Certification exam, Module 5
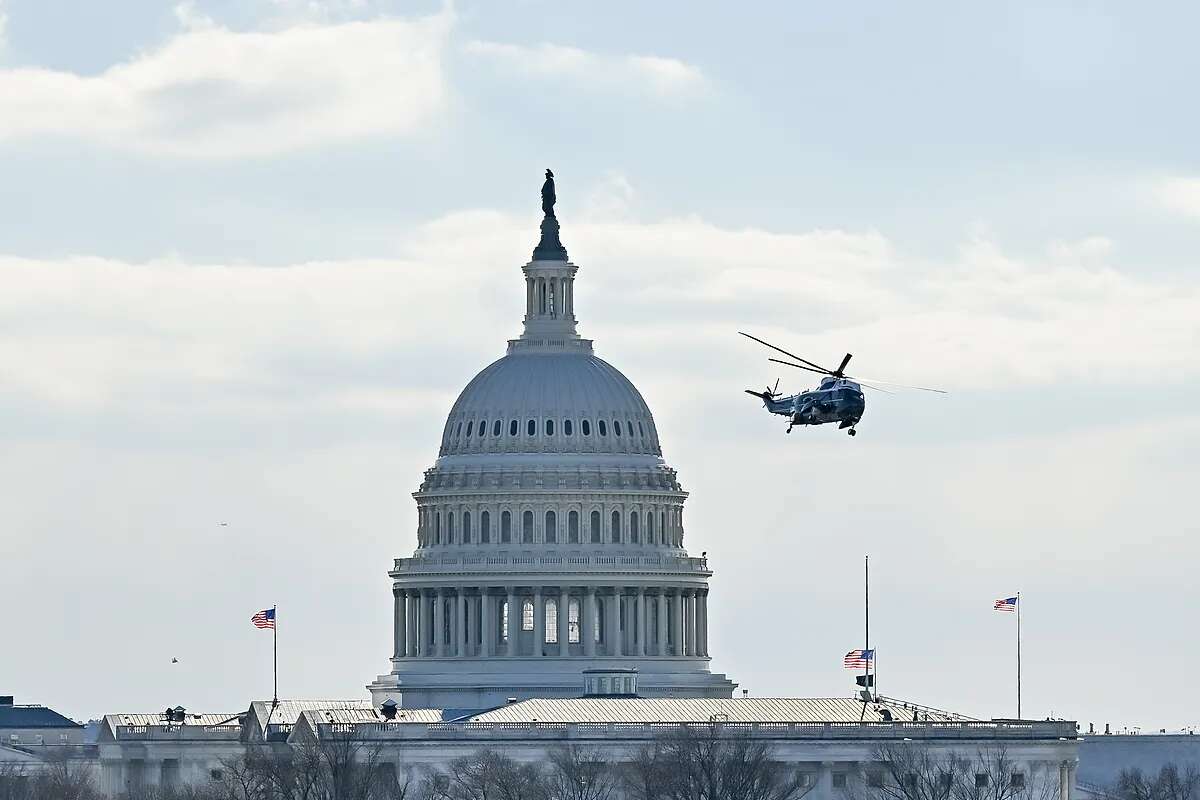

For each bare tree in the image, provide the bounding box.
[420,750,547,800]
[1115,765,1200,800]
[845,744,1057,800]
[543,747,617,800]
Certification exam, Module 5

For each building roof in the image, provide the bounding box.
[299,707,448,726]
[0,705,82,729]
[466,697,973,725]
[249,699,374,730]
[104,712,239,728]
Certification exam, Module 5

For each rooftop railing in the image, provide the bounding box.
[113,725,243,741]
[315,720,1078,743]
[392,553,709,575]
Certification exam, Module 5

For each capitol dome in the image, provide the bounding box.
[370,172,735,709]
[439,353,663,458]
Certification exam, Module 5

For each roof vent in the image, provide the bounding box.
[582,668,638,698]
[380,699,398,721]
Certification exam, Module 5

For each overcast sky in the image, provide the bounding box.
[1,0,1197,731]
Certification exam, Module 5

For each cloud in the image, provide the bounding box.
[0,11,451,157]
[1156,176,1200,220]
[462,40,706,97]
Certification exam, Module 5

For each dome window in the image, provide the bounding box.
[510,420,518,436]
[455,422,462,438]
[611,511,621,543]
[598,420,607,437]
[546,419,555,436]
[522,510,534,543]
[478,420,486,437]
[647,513,655,545]
[627,420,634,441]
[480,510,491,543]
[493,420,501,436]
[568,510,579,543]
[590,510,602,543]
[501,511,512,543]
[527,419,536,436]
[462,511,472,543]
[630,512,639,544]
[638,421,645,438]
[466,421,474,437]
[564,419,573,436]
[581,420,591,436]
[545,510,557,543]
[614,420,622,436]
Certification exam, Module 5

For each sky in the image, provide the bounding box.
[1,0,1197,732]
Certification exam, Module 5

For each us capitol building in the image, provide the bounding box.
[2,173,1082,798]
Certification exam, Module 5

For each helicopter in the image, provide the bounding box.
[739,331,945,436]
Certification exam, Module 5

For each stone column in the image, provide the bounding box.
[417,590,429,657]
[698,590,709,656]
[583,587,597,657]
[673,590,685,656]
[433,589,445,657]
[405,590,418,657]
[635,588,646,656]
[506,587,519,657]
[607,588,623,656]
[662,587,672,657]
[481,589,494,657]
[691,592,700,652]
[393,587,405,659]
[533,587,546,657]
[1059,762,1070,800]
[467,591,479,657]
[818,762,834,800]
[558,587,570,656]
[456,588,468,657]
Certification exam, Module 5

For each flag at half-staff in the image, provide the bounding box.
[843,649,874,669]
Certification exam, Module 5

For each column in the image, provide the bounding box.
[698,590,708,657]
[456,588,468,657]
[393,587,405,659]
[656,591,668,656]
[583,587,597,657]
[691,592,700,652]
[673,590,685,656]
[417,590,429,656]
[533,587,546,657]
[467,591,479,657]
[558,587,570,656]
[819,762,834,800]
[635,588,646,656]
[506,587,519,657]
[1059,762,1070,800]
[405,591,418,657]
[607,588,622,656]
[433,589,445,656]
[481,589,494,657]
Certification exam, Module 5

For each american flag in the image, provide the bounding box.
[251,608,276,629]
[843,649,874,669]
[994,596,1018,612]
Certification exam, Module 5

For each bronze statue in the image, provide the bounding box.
[541,169,556,217]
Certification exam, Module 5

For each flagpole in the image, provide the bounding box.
[272,604,278,706]
[865,555,871,698]
[1016,592,1021,719]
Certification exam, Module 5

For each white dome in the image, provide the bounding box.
[439,352,663,457]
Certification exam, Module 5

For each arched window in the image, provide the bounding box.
[462,511,472,544]
[630,511,639,544]
[501,511,512,543]
[598,420,607,437]
[525,419,534,436]
[660,512,666,544]
[639,421,645,438]
[611,510,621,543]
[568,510,579,543]
[493,420,501,436]
[435,512,442,545]
[545,510,557,543]
[510,420,518,436]
[447,512,455,544]
[545,599,558,643]
[627,420,634,442]
[568,599,581,643]
[480,510,491,543]
[582,419,591,436]
[466,421,473,437]
[647,512,655,545]
[590,510,601,543]
[614,420,622,436]
[478,420,486,437]
[522,510,534,543]
[564,419,573,436]
[522,600,534,631]
[546,419,554,436]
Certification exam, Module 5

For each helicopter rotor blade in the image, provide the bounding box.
[833,353,852,377]
[767,357,829,377]
[846,375,947,394]
[739,332,833,374]
[853,380,895,395]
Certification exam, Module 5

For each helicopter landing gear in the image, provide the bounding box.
[847,428,857,437]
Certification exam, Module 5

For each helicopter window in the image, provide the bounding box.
[582,419,591,436]
[598,420,607,437]
[465,421,473,437]
[564,419,573,436]
[614,420,622,436]
[510,419,518,436]
[478,419,486,437]
[493,420,501,436]
[527,419,536,436]
[546,419,555,436]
